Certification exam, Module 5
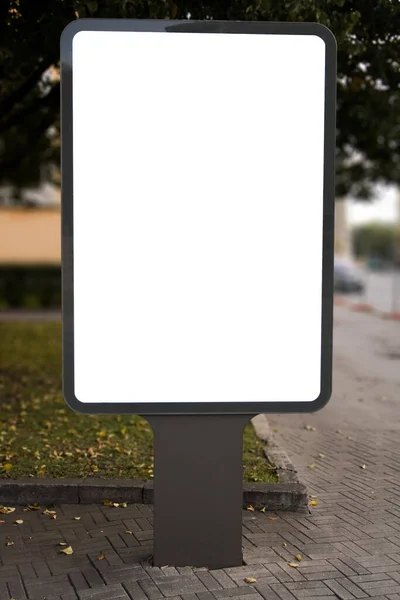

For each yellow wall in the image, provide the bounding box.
[0,207,61,264]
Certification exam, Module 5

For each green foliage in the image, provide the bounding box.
[243,424,278,483]
[352,222,400,261]
[0,265,61,308]
[0,322,155,479]
[1,0,399,198]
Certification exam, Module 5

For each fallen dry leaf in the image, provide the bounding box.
[310,500,318,507]
[273,428,279,432]
[295,554,302,562]
[15,520,23,525]
[0,507,15,515]
[308,464,316,469]
[361,464,367,469]
[259,507,266,513]
[103,500,113,507]
[43,509,57,519]
[247,505,255,512]
[244,577,257,584]
[318,453,325,459]
[59,542,67,546]
[113,503,120,508]
[268,517,279,521]
[282,542,287,547]
[288,562,299,568]
[6,541,14,546]
[60,546,73,555]
[121,502,127,508]
[305,425,316,431]
[3,463,12,472]
[74,517,81,521]
[125,530,133,535]
[97,552,106,560]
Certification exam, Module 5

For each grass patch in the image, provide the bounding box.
[0,322,277,483]
[243,423,277,483]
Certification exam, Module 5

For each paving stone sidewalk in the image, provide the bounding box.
[1,306,400,599]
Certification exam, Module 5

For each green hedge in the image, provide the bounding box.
[0,265,61,309]
[352,223,400,264]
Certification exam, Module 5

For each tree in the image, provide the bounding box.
[1,0,399,199]
[352,222,400,262]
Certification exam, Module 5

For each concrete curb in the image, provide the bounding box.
[0,420,308,512]
[334,296,400,321]
[0,477,307,512]
[381,311,400,321]
[350,302,374,313]
[0,310,61,322]
[251,415,300,485]
[250,415,308,512]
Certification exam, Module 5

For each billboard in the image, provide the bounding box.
[61,19,336,414]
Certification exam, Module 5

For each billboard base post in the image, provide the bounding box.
[146,414,254,569]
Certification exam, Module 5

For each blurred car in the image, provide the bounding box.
[334,259,365,293]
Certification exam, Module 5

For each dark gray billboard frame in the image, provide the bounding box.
[61,19,336,568]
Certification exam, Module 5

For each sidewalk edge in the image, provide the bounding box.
[0,475,307,513]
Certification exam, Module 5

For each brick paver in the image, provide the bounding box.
[1,306,400,598]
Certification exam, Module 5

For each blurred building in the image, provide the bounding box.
[0,63,61,267]
[334,198,351,258]
[0,184,60,265]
